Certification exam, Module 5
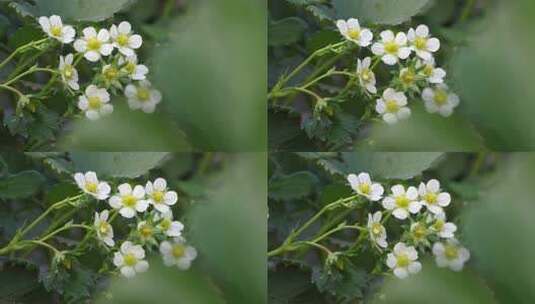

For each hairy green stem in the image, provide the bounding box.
[0,38,48,71]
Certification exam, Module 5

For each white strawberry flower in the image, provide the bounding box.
[137,221,155,241]
[155,211,184,237]
[399,67,417,88]
[125,80,162,113]
[407,25,440,61]
[73,171,110,200]
[113,241,149,278]
[110,21,143,57]
[371,30,411,65]
[145,178,178,213]
[428,212,457,238]
[58,54,79,90]
[101,64,122,88]
[159,237,197,270]
[336,18,373,47]
[410,222,429,244]
[347,172,384,201]
[109,183,149,218]
[375,88,411,125]
[417,58,446,84]
[386,242,422,279]
[94,210,114,247]
[38,15,75,44]
[356,57,377,94]
[77,85,113,120]
[418,179,451,214]
[74,27,113,62]
[382,185,421,220]
[367,211,387,248]
[432,239,470,271]
[119,55,149,80]
[422,84,460,117]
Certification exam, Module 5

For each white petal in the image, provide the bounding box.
[164,191,178,205]
[382,54,398,65]
[84,51,100,62]
[371,43,384,56]
[135,200,149,212]
[380,30,394,42]
[120,266,136,278]
[382,197,396,210]
[393,208,409,220]
[427,38,440,52]
[118,183,132,195]
[135,260,149,272]
[406,187,418,200]
[391,185,405,196]
[118,21,132,34]
[120,207,136,218]
[97,29,110,42]
[408,201,422,213]
[408,261,422,273]
[129,35,142,49]
[437,193,451,207]
[398,47,412,59]
[133,185,145,198]
[415,25,429,37]
[83,27,97,38]
[109,196,122,209]
[394,268,408,279]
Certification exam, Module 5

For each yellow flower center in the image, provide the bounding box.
[104,67,119,80]
[384,41,399,54]
[358,183,371,195]
[88,96,102,110]
[361,69,371,81]
[401,69,415,86]
[85,182,98,193]
[117,34,129,46]
[87,37,102,51]
[137,88,151,101]
[395,195,410,208]
[122,195,137,207]
[160,219,171,230]
[50,26,62,37]
[347,28,360,40]
[124,254,137,266]
[444,244,459,260]
[99,222,110,234]
[415,37,427,50]
[424,192,437,204]
[140,225,153,238]
[371,223,382,236]
[396,254,410,268]
[412,224,428,239]
[152,191,165,203]
[172,244,185,258]
[434,89,448,106]
[385,100,400,113]
[433,219,445,231]
[125,62,136,74]
[63,65,74,79]
[423,65,434,77]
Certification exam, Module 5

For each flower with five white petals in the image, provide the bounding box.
[336,18,373,47]
[418,179,451,214]
[347,172,384,201]
[110,21,143,57]
[432,239,470,271]
[38,15,75,44]
[155,211,184,237]
[74,171,110,200]
[94,210,114,247]
[356,57,377,94]
[386,242,422,279]
[428,212,457,239]
[119,55,149,80]
[367,211,387,248]
[125,80,162,113]
[371,30,411,65]
[109,183,149,218]
[113,241,149,278]
[160,237,197,270]
[375,88,411,125]
[77,85,113,120]
[58,54,79,90]
[382,185,421,220]
[74,27,113,62]
[145,178,178,213]
[422,84,460,117]
[407,25,440,61]
[417,57,446,84]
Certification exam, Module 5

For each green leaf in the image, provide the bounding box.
[0,170,45,199]
[70,152,169,178]
[333,0,432,25]
[312,262,368,302]
[340,152,443,180]
[269,17,307,46]
[269,171,319,201]
[33,0,136,22]
[0,264,40,300]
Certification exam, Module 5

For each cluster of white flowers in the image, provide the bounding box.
[336,19,460,124]
[38,15,161,121]
[74,172,197,278]
[347,173,470,279]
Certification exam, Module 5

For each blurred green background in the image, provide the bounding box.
[0,0,266,151]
